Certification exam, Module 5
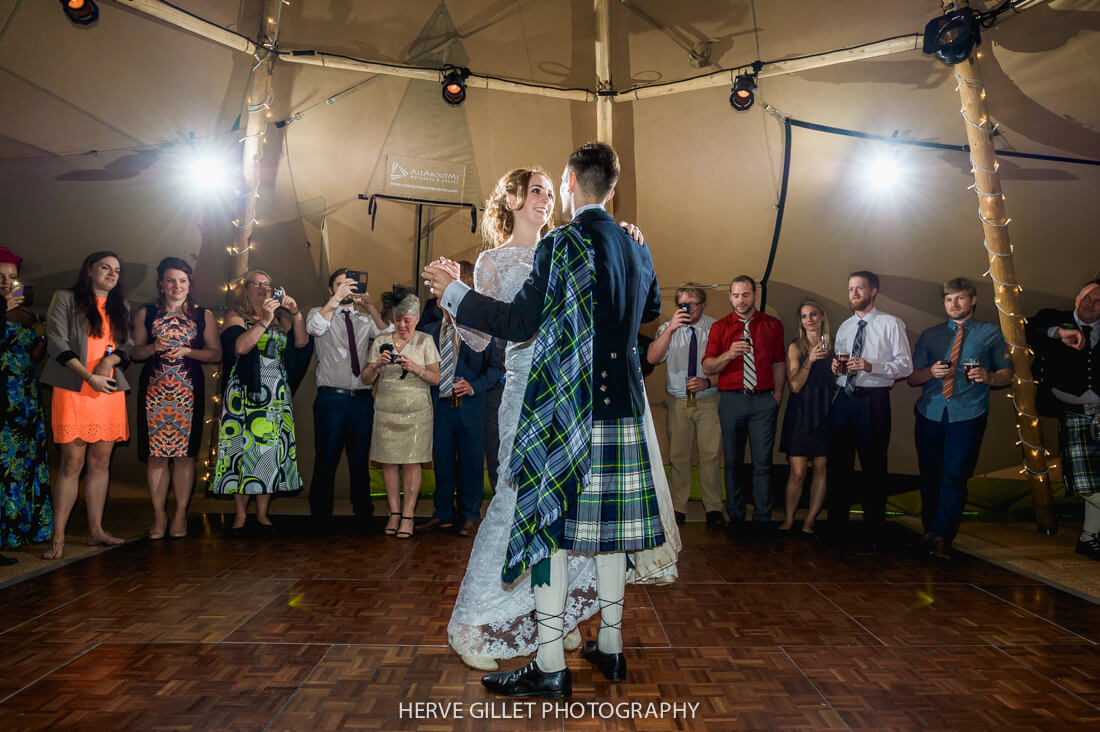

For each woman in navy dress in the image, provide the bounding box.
[779,300,833,535]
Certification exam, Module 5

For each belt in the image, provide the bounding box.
[1063,402,1100,416]
[725,388,767,395]
[317,386,372,397]
[838,386,889,397]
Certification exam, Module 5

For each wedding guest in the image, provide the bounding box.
[778,301,833,535]
[132,257,221,539]
[40,251,132,559]
[362,291,440,539]
[304,268,387,534]
[0,247,51,564]
[210,269,307,536]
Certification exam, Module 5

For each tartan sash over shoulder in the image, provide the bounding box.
[502,223,595,584]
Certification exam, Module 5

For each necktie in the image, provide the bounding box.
[741,320,756,390]
[844,319,868,395]
[439,323,457,397]
[942,322,965,400]
[343,310,361,377]
[687,326,698,379]
[1083,324,1094,349]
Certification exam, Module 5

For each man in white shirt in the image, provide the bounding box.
[305,269,388,533]
[827,270,913,548]
[647,284,723,528]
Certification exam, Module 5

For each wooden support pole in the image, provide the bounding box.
[226,1,281,286]
[115,0,257,54]
[955,50,1056,533]
[594,0,613,146]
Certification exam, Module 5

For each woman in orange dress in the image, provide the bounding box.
[40,251,132,559]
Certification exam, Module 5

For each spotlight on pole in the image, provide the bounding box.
[61,0,98,25]
[922,8,980,65]
[729,72,756,112]
[441,67,470,106]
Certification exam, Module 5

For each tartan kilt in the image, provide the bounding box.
[1059,411,1099,496]
[563,416,666,553]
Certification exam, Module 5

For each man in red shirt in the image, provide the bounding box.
[702,275,786,535]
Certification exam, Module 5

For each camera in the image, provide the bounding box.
[272,287,285,302]
[678,303,692,313]
[378,343,409,379]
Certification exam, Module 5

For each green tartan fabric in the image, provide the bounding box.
[502,223,595,585]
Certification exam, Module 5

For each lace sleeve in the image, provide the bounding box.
[455,251,496,352]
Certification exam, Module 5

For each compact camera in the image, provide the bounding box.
[272,287,285,302]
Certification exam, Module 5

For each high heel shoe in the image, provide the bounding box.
[384,512,401,536]
[395,515,415,539]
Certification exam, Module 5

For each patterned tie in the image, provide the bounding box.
[741,320,756,390]
[687,326,698,379]
[439,322,457,398]
[342,310,361,377]
[942,322,966,400]
[844,319,868,395]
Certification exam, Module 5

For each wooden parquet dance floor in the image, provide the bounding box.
[0,518,1097,731]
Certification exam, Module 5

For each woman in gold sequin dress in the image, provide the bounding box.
[362,293,440,538]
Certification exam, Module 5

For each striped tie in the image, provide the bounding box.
[942,322,965,400]
[439,323,457,397]
[844,319,868,395]
[741,320,756,390]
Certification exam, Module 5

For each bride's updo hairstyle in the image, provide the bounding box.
[480,166,552,248]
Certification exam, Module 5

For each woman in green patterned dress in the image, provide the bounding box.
[0,246,52,563]
[210,269,308,535]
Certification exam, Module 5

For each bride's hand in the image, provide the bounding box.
[619,221,645,244]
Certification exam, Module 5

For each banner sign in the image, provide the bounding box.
[384,155,467,201]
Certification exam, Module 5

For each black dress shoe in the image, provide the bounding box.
[705,511,726,530]
[0,554,17,566]
[581,641,626,681]
[674,511,686,525]
[1075,536,1100,561]
[481,659,571,699]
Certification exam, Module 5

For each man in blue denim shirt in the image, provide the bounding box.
[908,277,1013,559]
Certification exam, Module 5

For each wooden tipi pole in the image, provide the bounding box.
[954,49,1056,533]
[593,0,614,216]
[226,0,283,287]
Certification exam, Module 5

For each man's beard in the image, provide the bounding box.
[340,297,354,305]
[850,296,871,311]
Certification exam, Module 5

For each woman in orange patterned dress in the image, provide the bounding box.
[133,258,221,539]
[40,251,133,559]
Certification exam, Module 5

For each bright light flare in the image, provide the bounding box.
[186,155,232,194]
[863,151,903,190]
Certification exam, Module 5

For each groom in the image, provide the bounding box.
[423,142,663,698]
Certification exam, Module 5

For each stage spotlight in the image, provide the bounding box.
[186,154,232,194]
[61,0,98,26]
[729,73,756,112]
[441,67,470,106]
[922,8,980,65]
[865,153,901,188]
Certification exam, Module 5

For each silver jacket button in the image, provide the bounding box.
[603,397,611,405]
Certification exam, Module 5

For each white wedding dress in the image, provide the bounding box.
[446,243,680,662]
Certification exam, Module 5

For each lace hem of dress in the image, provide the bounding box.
[448,583,600,660]
[54,423,129,444]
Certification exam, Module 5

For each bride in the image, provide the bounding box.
[445,166,679,671]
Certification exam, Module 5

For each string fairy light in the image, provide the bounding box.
[957,64,1052,490]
